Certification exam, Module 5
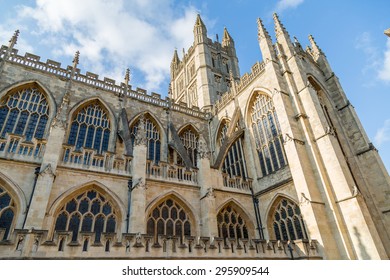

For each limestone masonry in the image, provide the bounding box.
[0,14,389,260]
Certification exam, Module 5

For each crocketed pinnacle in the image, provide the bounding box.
[308,34,322,54]
[8,29,20,49]
[222,27,234,47]
[257,18,272,41]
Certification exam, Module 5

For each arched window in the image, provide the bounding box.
[0,186,16,240]
[250,93,286,176]
[130,115,161,163]
[271,198,308,241]
[146,198,192,242]
[217,204,249,240]
[216,119,230,148]
[54,189,118,243]
[0,86,49,140]
[179,127,199,167]
[67,102,111,154]
[222,137,247,179]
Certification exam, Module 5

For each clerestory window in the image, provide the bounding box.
[222,137,247,179]
[179,127,199,167]
[0,87,49,140]
[250,93,286,176]
[67,102,111,154]
[130,116,161,163]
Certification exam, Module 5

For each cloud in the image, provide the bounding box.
[375,119,390,147]
[379,39,390,81]
[9,0,199,93]
[275,0,304,12]
[355,32,381,74]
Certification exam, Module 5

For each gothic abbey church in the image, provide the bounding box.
[0,13,389,260]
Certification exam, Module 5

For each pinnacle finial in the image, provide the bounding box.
[72,51,80,68]
[124,68,131,84]
[273,12,287,36]
[257,18,271,41]
[8,29,20,49]
[308,34,322,54]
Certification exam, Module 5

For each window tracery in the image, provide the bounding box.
[250,93,286,176]
[217,204,249,240]
[222,137,247,179]
[54,189,118,243]
[0,87,49,140]
[0,186,16,240]
[146,198,192,242]
[130,116,161,163]
[67,102,110,154]
[271,198,307,241]
[179,127,199,167]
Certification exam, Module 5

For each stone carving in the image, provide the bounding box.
[39,164,56,178]
[198,139,211,159]
[134,115,147,146]
[132,177,146,190]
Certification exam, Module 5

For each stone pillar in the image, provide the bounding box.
[128,116,147,234]
[24,118,66,229]
[198,139,218,237]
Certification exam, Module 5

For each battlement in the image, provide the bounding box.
[0,228,322,260]
[0,45,209,119]
[214,61,266,114]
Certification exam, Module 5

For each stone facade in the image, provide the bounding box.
[0,14,389,260]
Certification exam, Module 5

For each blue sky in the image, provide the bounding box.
[0,0,389,171]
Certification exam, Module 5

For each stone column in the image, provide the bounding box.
[198,139,218,237]
[24,117,66,229]
[128,116,147,234]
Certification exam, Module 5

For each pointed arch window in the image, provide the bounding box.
[222,137,247,179]
[216,119,230,148]
[0,86,49,140]
[54,189,118,243]
[271,198,308,241]
[146,198,192,242]
[67,102,111,154]
[130,116,161,163]
[0,186,16,240]
[179,127,199,167]
[250,93,286,176]
[217,204,249,240]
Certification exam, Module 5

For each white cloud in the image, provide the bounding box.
[379,39,390,81]
[9,0,199,93]
[275,0,304,12]
[375,119,390,147]
[355,32,381,74]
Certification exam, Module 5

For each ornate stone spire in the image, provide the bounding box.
[257,18,271,41]
[308,34,323,58]
[193,14,207,44]
[272,13,294,57]
[222,27,234,48]
[171,49,180,66]
[194,14,207,32]
[72,50,80,69]
[257,17,276,62]
[124,68,131,85]
[8,30,19,49]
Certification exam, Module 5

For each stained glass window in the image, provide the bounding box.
[179,127,199,167]
[250,93,286,176]
[0,87,49,140]
[67,102,110,154]
[222,137,247,179]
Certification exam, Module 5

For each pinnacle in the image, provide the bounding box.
[124,68,131,84]
[195,14,206,28]
[8,29,20,48]
[308,34,322,53]
[72,50,80,67]
[257,17,271,40]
